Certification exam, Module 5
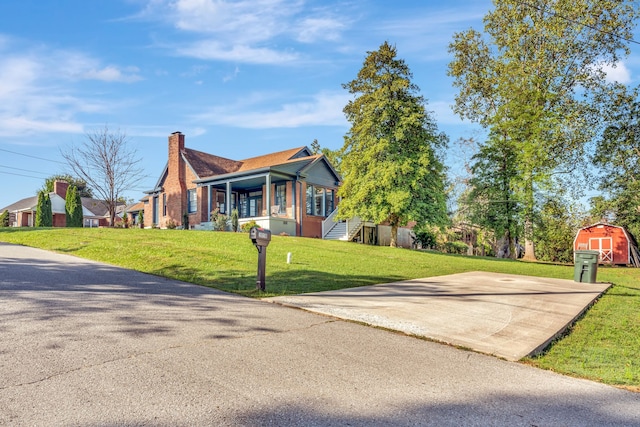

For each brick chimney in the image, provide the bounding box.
[166,132,186,224]
[53,180,69,198]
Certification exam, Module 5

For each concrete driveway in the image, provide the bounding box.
[266,272,611,361]
[1,242,638,426]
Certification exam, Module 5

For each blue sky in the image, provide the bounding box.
[1,0,638,210]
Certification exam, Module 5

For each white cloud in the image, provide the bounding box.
[177,40,299,64]
[82,65,142,83]
[295,17,346,43]
[223,66,240,82]
[139,0,349,64]
[0,42,141,137]
[195,91,350,128]
[600,61,632,84]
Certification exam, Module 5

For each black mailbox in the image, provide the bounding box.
[249,227,271,291]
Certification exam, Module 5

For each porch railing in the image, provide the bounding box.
[322,208,339,238]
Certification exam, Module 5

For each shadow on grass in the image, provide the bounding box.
[150,262,405,297]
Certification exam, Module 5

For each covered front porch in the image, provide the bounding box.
[194,169,302,235]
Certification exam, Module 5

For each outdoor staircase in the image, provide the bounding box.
[324,221,347,240]
[322,209,363,241]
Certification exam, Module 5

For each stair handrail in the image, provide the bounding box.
[322,207,339,238]
[346,216,362,240]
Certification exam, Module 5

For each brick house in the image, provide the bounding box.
[0,180,119,228]
[143,132,346,238]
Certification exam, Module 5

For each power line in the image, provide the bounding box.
[0,164,56,177]
[518,1,640,47]
[0,170,49,180]
[0,148,66,165]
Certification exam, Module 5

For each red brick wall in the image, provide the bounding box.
[52,213,66,227]
[53,181,69,199]
[164,132,186,227]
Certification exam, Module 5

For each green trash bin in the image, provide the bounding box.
[574,250,599,283]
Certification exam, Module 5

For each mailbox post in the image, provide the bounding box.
[249,227,271,291]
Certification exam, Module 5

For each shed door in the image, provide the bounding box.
[589,237,613,263]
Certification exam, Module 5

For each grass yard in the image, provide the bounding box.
[1,227,638,389]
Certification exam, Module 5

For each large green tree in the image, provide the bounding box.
[42,174,93,198]
[593,84,640,238]
[35,192,52,227]
[461,131,521,258]
[448,0,637,260]
[65,185,84,227]
[339,41,448,247]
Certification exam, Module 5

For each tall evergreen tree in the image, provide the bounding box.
[448,0,638,260]
[339,41,448,247]
[65,185,84,227]
[35,192,52,227]
[0,210,9,227]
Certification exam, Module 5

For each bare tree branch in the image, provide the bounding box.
[61,125,144,226]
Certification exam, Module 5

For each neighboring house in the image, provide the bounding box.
[144,132,343,238]
[0,181,119,228]
[124,201,145,226]
[574,222,640,266]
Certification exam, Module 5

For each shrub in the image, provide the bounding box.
[241,220,258,232]
[214,213,228,231]
[166,218,177,229]
[231,208,239,232]
[210,208,220,223]
[183,212,189,230]
[442,241,470,255]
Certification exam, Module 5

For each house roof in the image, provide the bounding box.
[236,147,312,172]
[182,148,241,177]
[181,146,313,179]
[125,202,145,213]
[1,195,38,213]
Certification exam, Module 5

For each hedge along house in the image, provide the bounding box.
[573,222,640,267]
[144,132,343,237]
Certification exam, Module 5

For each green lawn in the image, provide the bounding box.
[1,227,638,389]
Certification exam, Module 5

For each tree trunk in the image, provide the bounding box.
[522,172,537,261]
[390,223,398,247]
[522,217,537,261]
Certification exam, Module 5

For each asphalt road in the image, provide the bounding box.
[1,242,639,426]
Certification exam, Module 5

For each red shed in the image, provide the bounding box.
[573,223,637,265]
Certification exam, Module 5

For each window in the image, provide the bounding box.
[153,196,159,224]
[162,194,167,216]
[217,192,226,214]
[239,193,248,218]
[187,189,197,213]
[306,185,313,215]
[275,184,286,214]
[325,189,334,216]
[314,187,323,216]
[305,184,332,216]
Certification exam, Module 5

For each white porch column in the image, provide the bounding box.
[291,180,296,220]
[226,181,231,215]
[207,184,212,220]
[265,174,271,216]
